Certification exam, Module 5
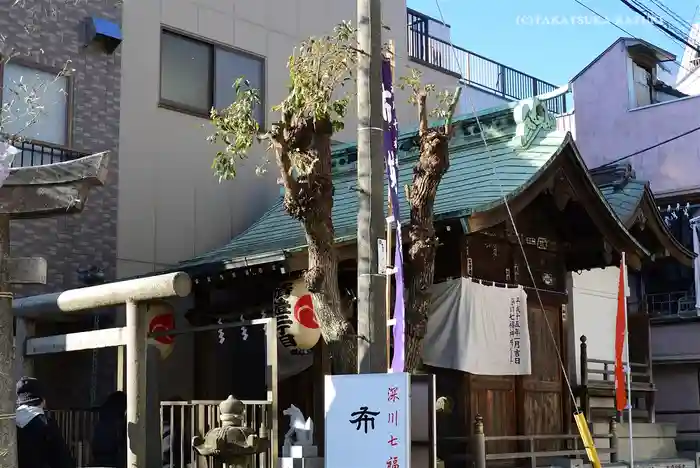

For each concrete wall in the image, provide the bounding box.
[567,267,624,386]
[651,322,700,431]
[116,0,482,278]
[571,40,700,195]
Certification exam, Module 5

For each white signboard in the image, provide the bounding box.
[325,372,411,468]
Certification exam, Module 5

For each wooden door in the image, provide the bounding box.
[470,375,518,454]
[518,302,564,450]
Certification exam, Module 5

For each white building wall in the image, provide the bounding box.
[567,267,627,385]
[117,0,511,279]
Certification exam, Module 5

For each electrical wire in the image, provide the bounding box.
[591,123,700,170]
[618,0,699,55]
[646,0,692,33]
[431,0,580,411]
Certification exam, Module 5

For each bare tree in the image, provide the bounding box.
[209,23,359,373]
[399,68,460,372]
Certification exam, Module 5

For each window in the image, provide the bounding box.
[1,62,70,166]
[631,62,652,107]
[159,30,265,124]
[1,63,69,144]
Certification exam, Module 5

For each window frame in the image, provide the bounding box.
[0,57,74,148]
[158,27,266,126]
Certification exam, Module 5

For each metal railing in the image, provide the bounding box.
[49,408,98,466]
[162,400,273,468]
[407,9,567,114]
[647,291,697,317]
[8,138,88,167]
[51,400,274,468]
[441,415,619,468]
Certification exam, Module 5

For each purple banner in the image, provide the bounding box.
[382,59,405,373]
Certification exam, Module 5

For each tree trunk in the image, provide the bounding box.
[404,93,450,372]
[276,118,357,374]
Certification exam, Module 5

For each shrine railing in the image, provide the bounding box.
[50,400,274,468]
[647,290,697,317]
[441,415,619,468]
[48,408,97,466]
[7,138,89,167]
[407,8,567,114]
[161,399,273,468]
[578,334,655,423]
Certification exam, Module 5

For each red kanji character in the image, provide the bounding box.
[387,386,399,402]
[386,456,399,468]
[388,410,398,426]
[388,435,399,446]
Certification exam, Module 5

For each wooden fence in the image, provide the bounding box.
[441,415,619,468]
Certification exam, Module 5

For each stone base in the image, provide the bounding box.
[282,445,318,458]
[279,457,323,468]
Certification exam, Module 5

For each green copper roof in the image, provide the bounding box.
[180,98,579,270]
[598,179,647,224]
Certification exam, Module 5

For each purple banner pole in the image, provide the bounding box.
[381,59,405,373]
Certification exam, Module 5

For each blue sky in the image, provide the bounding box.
[407,0,698,85]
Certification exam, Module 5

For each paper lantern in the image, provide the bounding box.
[146,300,175,359]
[274,278,321,351]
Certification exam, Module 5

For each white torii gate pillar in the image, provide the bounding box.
[17,271,192,468]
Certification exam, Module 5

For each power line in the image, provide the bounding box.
[618,0,700,54]
[592,123,700,170]
[647,0,692,33]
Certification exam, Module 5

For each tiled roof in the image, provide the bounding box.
[180,99,575,270]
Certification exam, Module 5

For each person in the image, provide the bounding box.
[91,391,126,468]
[15,376,74,468]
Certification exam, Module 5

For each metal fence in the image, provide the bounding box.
[407,8,567,114]
[9,139,87,167]
[161,400,273,468]
[49,408,98,466]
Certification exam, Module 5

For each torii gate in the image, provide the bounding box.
[0,150,109,468]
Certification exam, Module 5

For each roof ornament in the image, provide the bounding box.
[513,97,556,149]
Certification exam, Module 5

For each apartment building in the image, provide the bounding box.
[0,0,122,403]
[116,0,565,279]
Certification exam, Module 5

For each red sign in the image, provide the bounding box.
[293,294,319,329]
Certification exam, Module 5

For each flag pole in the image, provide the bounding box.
[622,251,634,468]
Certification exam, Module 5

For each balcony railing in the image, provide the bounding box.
[647,290,697,317]
[407,8,567,114]
[8,139,88,167]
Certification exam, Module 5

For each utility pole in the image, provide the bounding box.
[356,0,387,373]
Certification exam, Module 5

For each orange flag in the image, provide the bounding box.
[614,257,628,412]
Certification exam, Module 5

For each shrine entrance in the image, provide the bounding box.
[14,273,279,468]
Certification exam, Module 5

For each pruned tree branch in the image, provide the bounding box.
[210,22,360,374]
[398,68,461,372]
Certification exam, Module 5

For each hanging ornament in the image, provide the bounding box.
[217,318,225,344]
[274,278,321,351]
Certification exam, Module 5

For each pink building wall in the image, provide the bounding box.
[571,40,700,196]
